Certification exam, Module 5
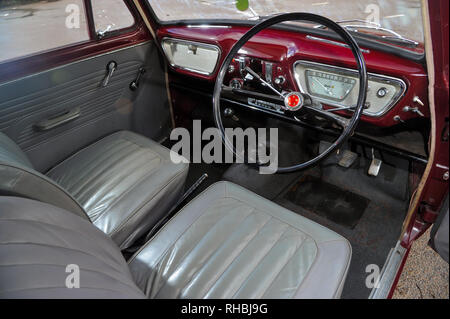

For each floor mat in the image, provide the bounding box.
[284,175,370,228]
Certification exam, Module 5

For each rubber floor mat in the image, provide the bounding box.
[284,175,370,228]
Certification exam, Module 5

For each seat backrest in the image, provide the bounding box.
[0,132,88,219]
[0,196,145,298]
[0,131,33,167]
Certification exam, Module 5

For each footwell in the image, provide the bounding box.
[284,175,370,228]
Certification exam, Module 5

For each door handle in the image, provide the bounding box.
[34,107,81,131]
[101,61,117,87]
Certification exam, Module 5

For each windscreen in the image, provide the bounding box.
[147,0,424,45]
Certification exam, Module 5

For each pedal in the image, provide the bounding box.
[338,150,358,168]
[319,141,358,168]
[368,148,382,177]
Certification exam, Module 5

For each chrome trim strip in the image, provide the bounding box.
[187,25,232,29]
[223,97,286,118]
[247,97,284,114]
[293,60,407,118]
[161,37,221,76]
[369,241,407,299]
[306,35,371,53]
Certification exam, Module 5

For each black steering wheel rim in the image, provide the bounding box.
[213,12,368,173]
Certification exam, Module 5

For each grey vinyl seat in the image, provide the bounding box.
[0,182,352,299]
[0,131,189,249]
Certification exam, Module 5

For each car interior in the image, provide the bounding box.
[0,0,448,299]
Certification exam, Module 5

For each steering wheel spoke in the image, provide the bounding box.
[302,104,351,128]
[222,86,284,105]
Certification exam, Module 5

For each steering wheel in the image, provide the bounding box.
[213,13,368,173]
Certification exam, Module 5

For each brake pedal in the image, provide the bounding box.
[319,141,358,168]
[338,150,358,168]
[368,148,382,177]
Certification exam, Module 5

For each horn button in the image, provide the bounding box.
[284,92,304,111]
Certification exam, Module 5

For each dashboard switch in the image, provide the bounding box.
[393,115,405,123]
[274,75,286,86]
[224,108,239,121]
[230,78,243,89]
[403,105,424,117]
[413,96,425,107]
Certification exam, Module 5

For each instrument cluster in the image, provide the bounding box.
[294,60,407,117]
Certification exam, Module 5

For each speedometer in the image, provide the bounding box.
[306,70,356,102]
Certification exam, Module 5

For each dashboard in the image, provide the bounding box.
[158,25,429,127]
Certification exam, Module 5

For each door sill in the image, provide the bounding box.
[369,241,407,299]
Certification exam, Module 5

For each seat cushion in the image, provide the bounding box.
[47,131,189,249]
[0,197,145,299]
[128,182,352,299]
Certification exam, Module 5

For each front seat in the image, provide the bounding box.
[0,131,189,249]
[0,182,351,299]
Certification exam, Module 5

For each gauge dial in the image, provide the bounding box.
[306,70,356,102]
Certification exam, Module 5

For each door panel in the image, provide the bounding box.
[0,41,171,172]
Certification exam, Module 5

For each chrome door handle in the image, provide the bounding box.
[101,61,117,87]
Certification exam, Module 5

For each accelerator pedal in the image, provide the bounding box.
[368,148,383,177]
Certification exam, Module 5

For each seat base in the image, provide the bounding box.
[129,182,352,299]
[47,131,189,249]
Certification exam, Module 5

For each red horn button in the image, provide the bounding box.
[284,92,303,111]
[287,94,300,107]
